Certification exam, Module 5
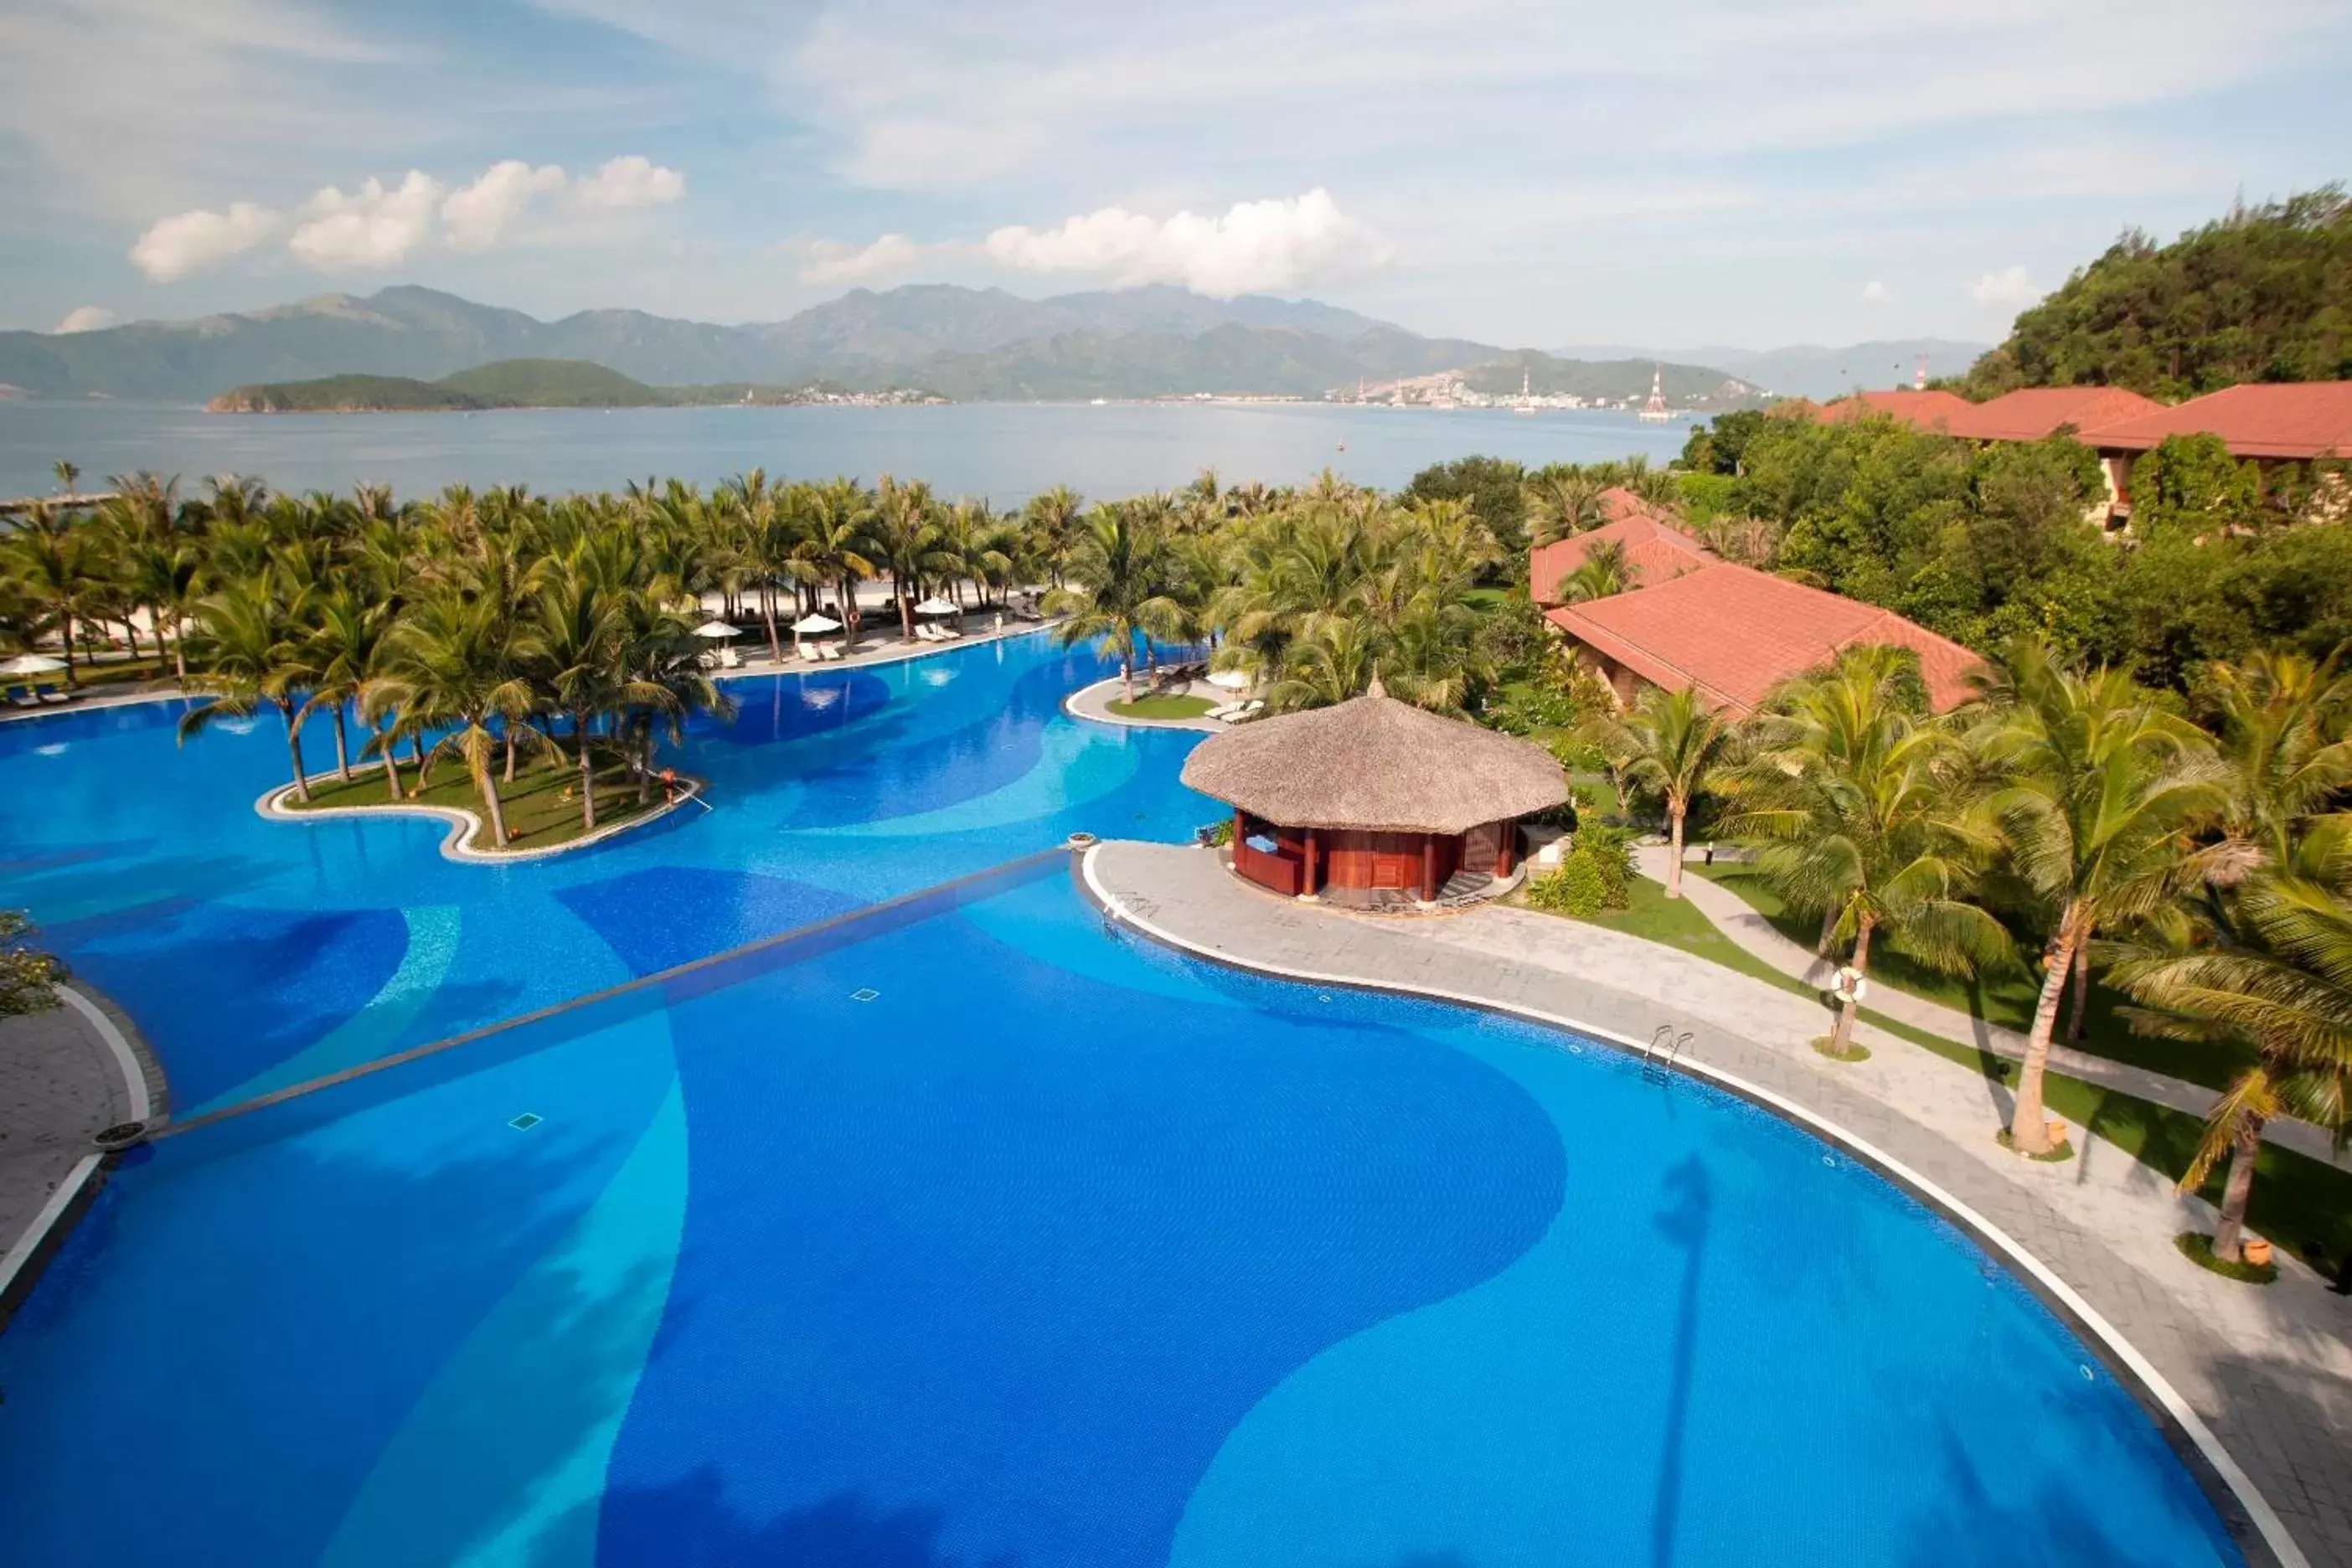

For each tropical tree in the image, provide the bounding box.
[303,586,395,784]
[0,506,99,687]
[1023,485,1086,587]
[178,577,322,800]
[371,591,541,847]
[1970,640,2232,1154]
[1559,539,1632,604]
[793,478,876,646]
[1726,648,2009,1055]
[533,546,667,832]
[1588,684,1734,898]
[868,476,950,638]
[1046,503,1184,702]
[2106,835,2352,1262]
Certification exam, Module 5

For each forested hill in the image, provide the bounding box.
[209,358,666,411]
[1963,186,2352,399]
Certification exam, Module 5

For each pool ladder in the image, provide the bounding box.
[1643,1024,1693,1085]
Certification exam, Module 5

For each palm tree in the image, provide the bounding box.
[1022,485,1086,588]
[2107,838,2352,1261]
[1558,539,1632,604]
[1588,685,1733,898]
[371,591,541,847]
[794,479,876,647]
[0,506,98,688]
[868,476,948,639]
[1046,503,1184,702]
[1970,639,2232,1154]
[178,578,322,801]
[1726,649,2009,1055]
[533,549,667,833]
[303,586,394,784]
[1524,472,1604,547]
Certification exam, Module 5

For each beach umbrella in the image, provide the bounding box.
[0,653,66,677]
[1206,668,1251,691]
[693,621,740,640]
[791,613,842,634]
[915,597,960,616]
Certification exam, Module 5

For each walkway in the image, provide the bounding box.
[0,984,163,1323]
[1638,844,2352,1170]
[1064,676,1229,733]
[1086,838,2352,1568]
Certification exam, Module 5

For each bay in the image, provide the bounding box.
[0,400,1692,504]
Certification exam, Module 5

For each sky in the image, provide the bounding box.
[2,0,2346,350]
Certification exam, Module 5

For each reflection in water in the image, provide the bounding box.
[1652,1155,1712,1568]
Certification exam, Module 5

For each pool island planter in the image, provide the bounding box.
[255,766,705,864]
[1180,678,1566,910]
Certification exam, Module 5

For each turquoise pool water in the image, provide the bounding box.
[0,632,2242,1566]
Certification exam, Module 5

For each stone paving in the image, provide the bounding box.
[1088,838,2352,1568]
[1644,843,2352,1171]
[0,984,160,1310]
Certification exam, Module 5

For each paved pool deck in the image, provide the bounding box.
[1085,838,2352,1568]
[0,983,163,1324]
[1064,675,1232,733]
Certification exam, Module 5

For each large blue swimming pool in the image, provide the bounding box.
[0,632,2242,1566]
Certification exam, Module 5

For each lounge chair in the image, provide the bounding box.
[817,642,844,662]
[4,686,37,710]
[799,644,825,664]
[1215,699,1264,725]
[34,683,72,706]
[720,646,742,668]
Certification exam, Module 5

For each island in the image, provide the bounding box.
[207,357,947,412]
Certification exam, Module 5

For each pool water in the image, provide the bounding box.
[0,634,2242,1566]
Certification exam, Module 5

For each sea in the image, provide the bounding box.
[0,400,1694,506]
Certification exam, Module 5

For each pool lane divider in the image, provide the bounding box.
[1077,843,2309,1568]
[153,846,1073,1143]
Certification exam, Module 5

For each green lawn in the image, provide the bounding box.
[1689,862,2252,1091]
[283,750,669,853]
[1108,693,1218,720]
[1535,881,2352,1274]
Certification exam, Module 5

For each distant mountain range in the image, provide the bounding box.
[1555,339,1990,400]
[0,284,1768,407]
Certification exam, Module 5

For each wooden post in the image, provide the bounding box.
[1233,809,1245,853]
[1301,828,1319,900]
[1496,819,1515,876]
[1421,834,1439,902]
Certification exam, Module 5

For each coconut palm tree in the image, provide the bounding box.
[792,478,876,646]
[1970,639,2233,1154]
[1726,649,2009,1055]
[533,546,674,833]
[1558,539,1632,604]
[371,591,542,847]
[1588,684,1734,898]
[869,476,952,639]
[2106,833,2352,1261]
[0,505,99,688]
[178,576,322,801]
[303,585,395,784]
[1023,485,1086,588]
[1046,503,1184,703]
[1524,472,1605,547]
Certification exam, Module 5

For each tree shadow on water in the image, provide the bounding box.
[529,1470,1019,1568]
[1651,1156,1712,1568]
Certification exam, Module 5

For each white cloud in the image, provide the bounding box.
[572,155,685,210]
[129,201,283,281]
[287,171,447,272]
[52,306,118,333]
[982,189,1390,297]
[126,156,687,280]
[441,160,568,250]
[797,233,922,285]
[1859,280,1890,304]
[1968,266,2040,307]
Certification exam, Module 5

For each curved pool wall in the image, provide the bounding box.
[0,635,2246,1568]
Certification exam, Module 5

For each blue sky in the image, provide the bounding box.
[3,0,2346,348]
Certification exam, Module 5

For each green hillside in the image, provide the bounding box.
[209,358,672,412]
[1457,350,1764,407]
[1963,185,2352,399]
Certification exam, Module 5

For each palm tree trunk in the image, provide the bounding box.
[574,707,597,832]
[280,703,311,802]
[332,708,353,781]
[503,727,518,784]
[760,586,782,663]
[58,603,76,689]
[412,732,432,787]
[1817,905,1839,957]
[2066,943,2092,1040]
[379,723,403,801]
[473,760,510,848]
[1122,651,1136,703]
[1829,917,1873,1055]
[2210,1117,2262,1262]
[1664,802,1686,898]
[2009,916,2082,1154]
[170,621,188,686]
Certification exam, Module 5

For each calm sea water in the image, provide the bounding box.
[0,400,1691,503]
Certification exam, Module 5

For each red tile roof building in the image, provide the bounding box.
[2070,382,2352,461]
[1528,488,1715,606]
[1545,562,1982,717]
[1811,389,1977,432]
[1940,386,2164,442]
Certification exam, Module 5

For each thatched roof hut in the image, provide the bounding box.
[1181,680,1569,835]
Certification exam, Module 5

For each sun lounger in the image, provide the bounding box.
[34,683,72,705]
[799,644,824,663]
[4,687,37,710]
[720,647,742,668]
[1215,699,1264,724]
[817,643,844,662]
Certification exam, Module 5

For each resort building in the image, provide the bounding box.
[1543,560,1981,717]
[1811,389,1977,430]
[1181,677,1568,908]
[1527,487,1715,606]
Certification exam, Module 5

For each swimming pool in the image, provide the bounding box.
[0,634,2244,1566]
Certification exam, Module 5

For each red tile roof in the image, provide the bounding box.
[1529,493,1715,606]
[1812,389,1977,433]
[1545,562,1982,716]
[2071,382,2352,460]
[1941,386,2163,443]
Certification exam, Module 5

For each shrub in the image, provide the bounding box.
[1527,854,1608,916]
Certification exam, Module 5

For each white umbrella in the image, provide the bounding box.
[915,597,960,616]
[693,621,740,640]
[791,613,842,634]
[1206,668,1251,691]
[0,653,66,677]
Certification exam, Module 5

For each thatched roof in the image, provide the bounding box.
[1182,679,1569,834]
